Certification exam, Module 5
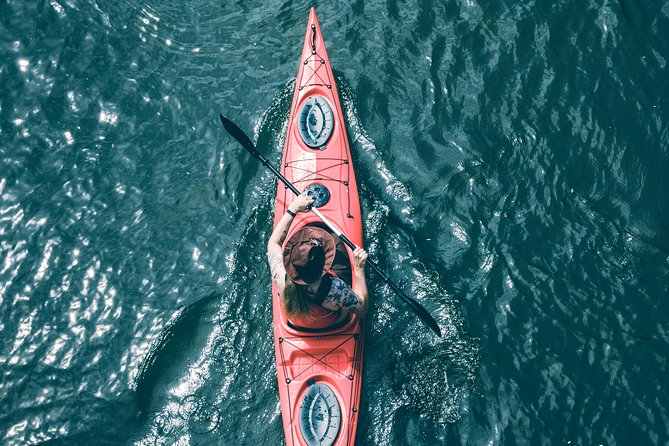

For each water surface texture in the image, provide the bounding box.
[1,0,668,445]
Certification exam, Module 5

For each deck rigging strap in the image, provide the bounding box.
[279,333,358,382]
[299,46,333,91]
[283,156,353,218]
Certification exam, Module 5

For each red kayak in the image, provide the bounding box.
[271,8,364,446]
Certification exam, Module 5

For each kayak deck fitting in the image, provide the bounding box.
[271,8,364,446]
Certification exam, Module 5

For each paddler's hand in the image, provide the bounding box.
[353,247,368,270]
[288,192,314,213]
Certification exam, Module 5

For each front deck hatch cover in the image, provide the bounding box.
[298,96,334,148]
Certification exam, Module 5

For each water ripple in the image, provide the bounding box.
[1,0,668,444]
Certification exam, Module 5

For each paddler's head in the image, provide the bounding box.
[283,226,335,285]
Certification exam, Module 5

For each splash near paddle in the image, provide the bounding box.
[272,8,365,445]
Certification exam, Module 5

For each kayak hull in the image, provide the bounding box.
[271,8,364,446]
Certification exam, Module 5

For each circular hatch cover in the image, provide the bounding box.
[298,96,334,148]
[298,381,341,446]
[304,183,330,208]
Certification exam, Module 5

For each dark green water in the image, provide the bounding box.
[1,0,668,444]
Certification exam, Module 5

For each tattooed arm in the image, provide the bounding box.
[267,192,314,294]
[351,247,368,314]
[322,248,369,315]
[267,248,287,294]
[321,248,369,315]
[322,273,368,316]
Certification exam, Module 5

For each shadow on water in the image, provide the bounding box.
[125,215,269,444]
[133,291,222,417]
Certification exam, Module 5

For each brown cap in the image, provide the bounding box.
[282,226,335,285]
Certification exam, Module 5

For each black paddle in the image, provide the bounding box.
[219,113,442,337]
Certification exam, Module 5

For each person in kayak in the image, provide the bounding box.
[267,192,368,329]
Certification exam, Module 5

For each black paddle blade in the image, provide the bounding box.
[395,286,442,337]
[367,259,442,337]
[219,114,260,158]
